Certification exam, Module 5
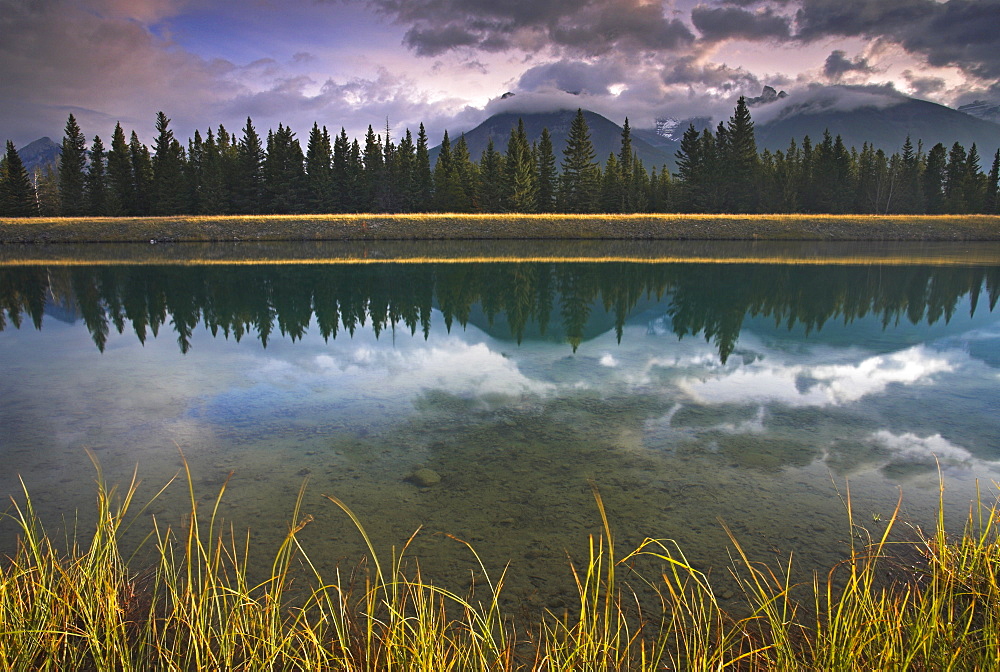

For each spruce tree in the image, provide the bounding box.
[151,112,187,214]
[923,143,947,214]
[724,96,759,213]
[362,125,383,212]
[305,123,333,213]
[86,135,108,215]
[559,109,598,213]
[1,141,38,216]
[674,124,703,212]
[263,123,305,214]
[535,128,556,213]
[987,149,1000,214]
[129,131,153,215]
[236,117,265,214]
[200,128,226,215]
[395,129,416,212]
[186,129,204,214]
[59,113,88,215]
[413,123,434,211]
[433,130,453,211]
[332,128,350,212]
[600,153,621,213]
[944,142,968,213]
[503,119,536,212]
[108,123,135,215]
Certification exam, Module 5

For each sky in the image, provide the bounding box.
[2,0,999,148]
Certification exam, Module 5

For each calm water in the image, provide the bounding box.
[1,241,999,610]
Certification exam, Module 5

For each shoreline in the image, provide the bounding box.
[2,213,1000,244]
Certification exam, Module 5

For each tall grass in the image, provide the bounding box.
[0,459,997,670]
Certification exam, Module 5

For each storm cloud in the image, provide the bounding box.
[823,50,875,80]
[364,0,695,57]
[691,6,792,42]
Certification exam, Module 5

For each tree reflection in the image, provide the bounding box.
[1,262,997,358]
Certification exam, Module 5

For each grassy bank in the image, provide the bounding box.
[2,213,1000,244]
[1,460,997,670]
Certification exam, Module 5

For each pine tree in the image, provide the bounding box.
[600,153,621,213]
[1,140,38,216]
[106,123,132,215]
[129,131,153,215]
[896,136,924,214]
[923,143,947,214]
[362,125,383,212]
[987,149,1000,214]
[86,135,108,215]
[186,129,204,214]
[263,123,305,214]
[332,128,350,212]
[535,128,556,213]
[674,124,703,212]
[503,119,536,212]
[59,113,88,215]
[200,128,226,215]
[724,96,759,213]
[944,142,968,213]
[964,143,987,213]
[433,130,453,211]
[304,124,333,213]
[413,124,434,211]
[559,109,598,213]
[151,111,187,214]
[236,117,265,214]
[395,128,416,212]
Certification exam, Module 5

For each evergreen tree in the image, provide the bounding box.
[433,130,453,211]
[558,109,598,213]
[674,124,703,212]
[106,122,132,216]
[263,123,305,214]
[503,119,536,212]
[600,153,621,213]
[1,140,38,216]
[451,134,477,211]
[987,149,1000,214]
[199,128,226,215]
[186,129,204,214]
[944,142,968,213]
[59,113,88,215]
[151,111,187,215]
[236,117,265,214]
[332,128,350,212]
[86,135,108,215]
[33,166,60,216]
[362,125,383,212]
[129,131,153,215]
[478,138,504,212]
[923,143,947,214]
[305,124,334,213]
[896,136,924,214]
[395,128,416,212]
[413,124,434,211]
[535,128,556,213]
[724,97,759,213]
[964,143,987,213]
[217,125,241,214]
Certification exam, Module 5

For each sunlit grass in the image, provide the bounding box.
[1,212,999,245]
[1,456,997,670]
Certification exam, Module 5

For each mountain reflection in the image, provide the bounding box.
[1,263,998,360]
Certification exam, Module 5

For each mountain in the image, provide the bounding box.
[436,109,675,170]
[17,137,61,174]
[958,100,1000,126]
[754,90,1000,155]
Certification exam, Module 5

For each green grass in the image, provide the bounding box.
[2,212,1000,243]
[1,455,997,670]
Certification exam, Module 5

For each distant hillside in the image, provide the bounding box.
[756,95,1000,156]
[17,137,61,174]
[435,110,675,171]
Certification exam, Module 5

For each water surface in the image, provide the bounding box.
[1,241,998,609]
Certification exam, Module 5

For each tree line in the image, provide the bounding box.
[2,99,999,217]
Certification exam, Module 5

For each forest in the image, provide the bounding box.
[1,97,999,218]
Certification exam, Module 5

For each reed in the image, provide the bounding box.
[0,458,997,670]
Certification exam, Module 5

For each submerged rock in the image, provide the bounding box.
[408,468,441,487]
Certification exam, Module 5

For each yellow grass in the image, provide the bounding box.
[2,213,1000,245]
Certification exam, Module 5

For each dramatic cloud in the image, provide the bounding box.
[364,0,695,57]
[795,0,1000,79]
[823,50,875,80]
[691,6,792,42]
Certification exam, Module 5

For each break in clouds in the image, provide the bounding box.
[3,0,1000,146]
